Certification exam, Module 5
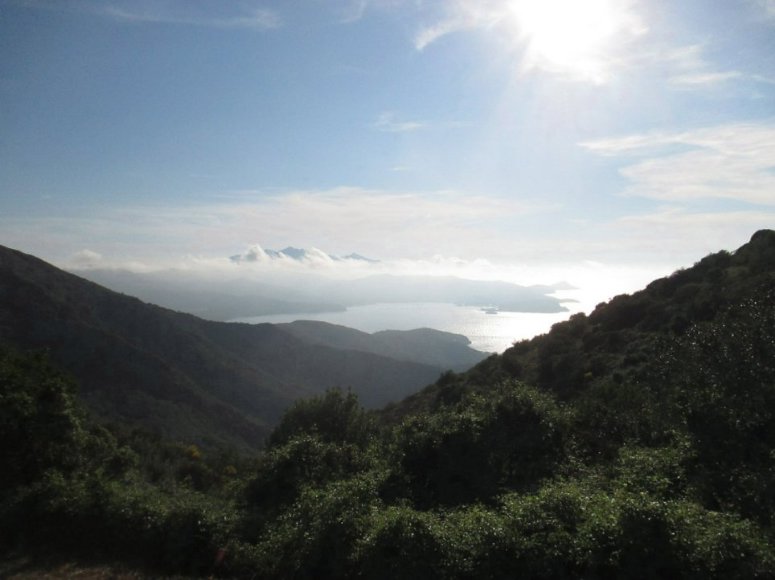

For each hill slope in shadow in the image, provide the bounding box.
[0,246,482,450]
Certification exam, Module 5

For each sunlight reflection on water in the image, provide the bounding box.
[234,302,579,354]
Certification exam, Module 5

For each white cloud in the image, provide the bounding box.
[413,4,755,90]
[3,184,769,298]
[414,1,502,50]
[414,21,458,51]
[99,2,281,29]
[658,44,743,89]
[617,207,775,232]
[414,0,647,83]
[206,188,555,261]
[236,244,271,264]
[372,111,426,133]
[582,123,775,205]
[70,249,103,268]
[0,187,557,270]
[757,0,775,18]
[606,207,775,265]
[230,245,356,268]
[752,74,775,85]
[669,70,743,87]
[337,0,368,23]
[580,130,678,156]
[331,0,407,24]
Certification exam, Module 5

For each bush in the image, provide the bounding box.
[243,475,380,578]
[244,433,373,518]
[357,506,451,579]
[0,348,90,490]
[387,382,569,508]
[268,388,375,449]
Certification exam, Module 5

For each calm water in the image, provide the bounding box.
[233,302,577,353]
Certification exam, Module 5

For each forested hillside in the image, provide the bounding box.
[394,228,775,414]
[0,245,484,450]
[2,231,775,578]
[278,321,487,371]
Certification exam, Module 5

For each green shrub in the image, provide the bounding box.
[244,475,381,578]
[387,382,569,507]
[268,388,375,449]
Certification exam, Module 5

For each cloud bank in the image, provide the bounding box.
[1,174,769,295]
[582,123,775,206]
[0,187,554,269]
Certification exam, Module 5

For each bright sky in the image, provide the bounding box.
[1,0,774,295]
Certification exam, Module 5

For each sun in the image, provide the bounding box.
[508,0,628,83]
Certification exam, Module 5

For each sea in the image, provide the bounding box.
[233,301,582,354]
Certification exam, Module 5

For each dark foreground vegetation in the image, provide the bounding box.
[2,230,775,578]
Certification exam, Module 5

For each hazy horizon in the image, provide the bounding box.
[1,0,773,301]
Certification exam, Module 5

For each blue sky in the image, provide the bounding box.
[1,0,774,294]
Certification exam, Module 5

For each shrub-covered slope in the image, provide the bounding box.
[0,245,454,449]
[394,229,775,417]
[2,231,775,578]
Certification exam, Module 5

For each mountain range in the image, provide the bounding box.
[9,230,771,455]
[0,245,487,450]
[4,231,775,578]
[231,245,380,264]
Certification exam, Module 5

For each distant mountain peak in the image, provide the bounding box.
[276,247,307,260]
[343,252,380,263]
[230,244,379,264]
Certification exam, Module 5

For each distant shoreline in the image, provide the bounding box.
[232,302,577,353]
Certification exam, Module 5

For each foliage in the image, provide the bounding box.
[3,231,775,577]
[384,381,569,508]
[0,348,92,490]
[244,433,374,522]
[236,475,381,578]
[660,293,775,523]
[267,387,376,449]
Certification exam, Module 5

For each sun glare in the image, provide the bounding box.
[508,0,627,83]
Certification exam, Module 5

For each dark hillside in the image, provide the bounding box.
[278,320,488,370]
[3,232,775,578]
[0,246,447,450]
[392,229,775,416]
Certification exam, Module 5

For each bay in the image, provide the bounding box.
[233,302,575,354]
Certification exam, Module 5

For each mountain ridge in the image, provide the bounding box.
[0,245,483,450]
[388,229,775,419]
[4,232,775,578]
[278,320,487,371]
